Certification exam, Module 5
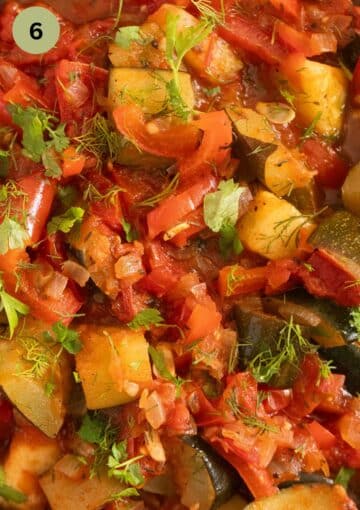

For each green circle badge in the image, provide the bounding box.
[12,7,60,55]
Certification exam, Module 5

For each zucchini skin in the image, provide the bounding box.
[340,35,360,71]
[318,344,360,395]
[182,435,250,509]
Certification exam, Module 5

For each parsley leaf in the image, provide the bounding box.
[203,86,221,97]
[78,413,109,445]
[350,307,360,338]
[204,179,247,257]
[127,308,164,330]
[43,322,82,354]
[47,207,84,235]
[112,487,140,501]
[107,440,144,487]
[335,466,355,489]
[121,219,138,242]
[0,217,29,255]
[165,12,214,120]
[7,104,69,178]
[0,276,29,338]
[0,467,27,503]
[115,26,144,48]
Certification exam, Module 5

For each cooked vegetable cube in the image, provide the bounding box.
[282,55,348,137]
[148,3,243,84]
[40,456,129,510]
[244,483,356,510]
[75,325,152,409]
[108,68,195,115]
[342,162,360,216]
[238,190,314,260]
[1,417,61,509]
[0,319,72,438]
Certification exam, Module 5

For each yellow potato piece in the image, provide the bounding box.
[75,325,152,409]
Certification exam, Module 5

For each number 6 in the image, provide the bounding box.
[30,22,43,40]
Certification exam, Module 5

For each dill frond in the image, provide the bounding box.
[138,173,179,207]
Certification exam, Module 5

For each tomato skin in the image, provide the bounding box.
[305,421,337,450]
[302,139,349,188]
[113,104,200,159]
[147,173,217,240]
[55,59,108,131]
[263,389,292,414]
[62,146,86,177]
[218,264,268,298]
[219,16,286,64]
[269,0,300,20]
[185,296,222,343]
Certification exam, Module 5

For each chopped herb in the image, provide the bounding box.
[127,308,164,330]
[138,173,179,208]
[350,307,360,338]
[7,104,69,178]
[111,487,140,501]
[227,341,239,374]
[303,262,315,272]
[335,466,355,489]
[121,219,138,242]
[16,336,53,379]
[44,381,56,397]
[203,86,221,97]
[115,26,144,49]
[47,206,84,235]
[249,316,317,384]
[107,441,144,487]
[241,414,279,434]
[300,111,322,142]
[83,182,124,204]
[0,468,27,504]
[279,87,296,108]
[204,179,247,257]
[57,185,79,209]
[0,275,29,337]
[191,0,225,24]
[148,345,185,394]
[0,217,28,255]
[43,322,82,355]
[225,265,244,297]
[165,12,214,120]
[73,371,81,383]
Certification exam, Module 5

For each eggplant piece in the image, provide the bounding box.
[340,35,360,71]
[173,435,247,510]
[263,290,357,347]
[279,472,334,489]
[234,305,307,388]
[243,483,356,510]
[318,344,360,395]
[309,210,360,266]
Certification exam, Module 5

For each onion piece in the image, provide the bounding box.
[62,260,90,287]
[43,272,68,299]
[140,390,166,429]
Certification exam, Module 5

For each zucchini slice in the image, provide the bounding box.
[244,483,356,510]
[264,290,357,347]
[234,305,308,388]
[342,162,360,217]
[171,435,243,510]
[310,210,360,266]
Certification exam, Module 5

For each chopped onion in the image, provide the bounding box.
[144,429,166,462]
[140,390,166,429]
[64,79,90,108]
[62,260,90,287]
[43,272,68,299]
[256,102,295,125]
[54,454,87,481]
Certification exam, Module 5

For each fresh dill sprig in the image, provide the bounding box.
[300,111,322,142]
[191,0,225,25]
[75,114,125,166]
[138,173,179,207]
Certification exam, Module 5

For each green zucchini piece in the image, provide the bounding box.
[287,181,324,215]
[318,344,360,395]
[309,210,360,266]
[279,473,334,489]
[176,435,244,510]
[342,162,360,217]
[244,483,356,510]
[263,290,357,347]
[340,35,360,71]
[234,305,307,388]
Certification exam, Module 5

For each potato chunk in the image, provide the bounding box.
[238,190,314,260]
[282,54,348,137]
[0,319,71,438]
[75,325,152,409]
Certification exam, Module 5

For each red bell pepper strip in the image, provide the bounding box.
[218,264,268,298]
[147,172,217,240]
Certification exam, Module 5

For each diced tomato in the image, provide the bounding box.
[337,403,360,451]
[265,259,300,294]
[218,264,268,298]
[219,16,286,64]
[221,373,258,417]
[269,0,300,20]
[170,207,205,248]
[299,249,360,306]
[185,294,221,343]
[263,389,292,414]
[62,146,86,177]
[302,139,349,188]
[306,421,337,450]
[113,104,200,159]
[0,395,14,447]
[147,173,217,240]
[277,22,337,57]
[178,110,233,179]
[55,59,108,131]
